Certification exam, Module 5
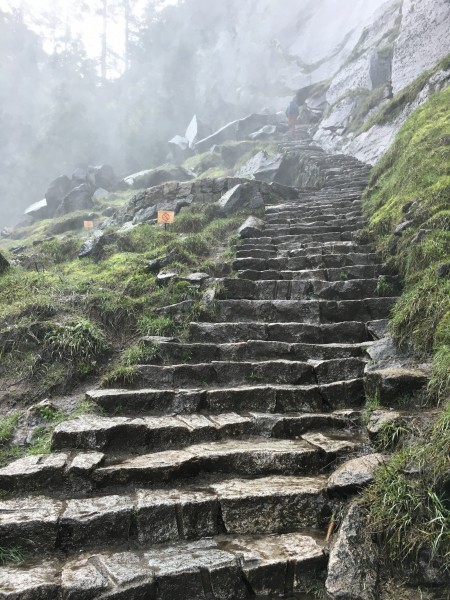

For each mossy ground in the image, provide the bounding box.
[362,84,450,579]
[0,199,250,408]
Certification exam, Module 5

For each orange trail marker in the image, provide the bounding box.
[158,210,175,224]
[84,221,94,229]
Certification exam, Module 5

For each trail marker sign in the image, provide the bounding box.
[84,221,94,229]
[158,210,175,224]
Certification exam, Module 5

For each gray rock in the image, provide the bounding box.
[24,198,49,220]
[410,228,429,245]
[238,216,265,239]
[248,124,277,140]
[45,175,72,212]
[0,227,12,238]
[185,114,211,148]
[0,252,10,274]
[366,319,389,340]
[218,184,243,215]
[132,205,157,224]
[327,454,386,493]
[157,271,178,284]
[78,230,106,260]
[122,165,194,190]
[87,164,116,190]
[394,220,413,236]
[72,167,87,184]
[146,256,171,273]
[102,206,116,217]
[326,502,379,600]
[436,263,450,278]
[93,187,110,200]
[365,367,430,405]
[55,183,94,217]
[180,272,211,284]
[366,409,403,439]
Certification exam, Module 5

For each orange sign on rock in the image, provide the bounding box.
[157,210,175,224]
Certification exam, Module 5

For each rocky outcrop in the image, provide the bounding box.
[120,165,195,190]
[0,251,9,274]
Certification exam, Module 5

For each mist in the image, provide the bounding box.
[0,0,386,227]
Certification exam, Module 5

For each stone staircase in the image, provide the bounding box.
[0,136,399,599]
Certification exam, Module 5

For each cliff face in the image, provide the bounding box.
[312,0,450,164]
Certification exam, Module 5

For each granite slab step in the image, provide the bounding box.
[219,277,399,301]
[94,436,359,487]
[87,379,365,415]
[232,253,380,272]
[150,339,370,364]
[0,532,327,599]
[238,264,385,282]
[51,410,359,453]
[130,358,365,388]
[212,298,396,324]
[0,475,331,554]
[188,321,370,344]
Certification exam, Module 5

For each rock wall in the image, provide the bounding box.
[312,0,450,164]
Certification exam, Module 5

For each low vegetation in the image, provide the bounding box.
[0,200,249,403]
[362,84,450,578]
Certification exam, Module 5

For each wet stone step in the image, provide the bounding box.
[219,277,399,301]
[94,436,359,487]
[129,357,366,388]
[149,339,370,364]
[212,298,396,324]
[232,253,380,272]
[188,321,370,344]
[238,264,385,282]
[0,532,327,599]
[51,410,359,453]
[0,476,331,554]
[238,242,374,256]
[87,379,365,415]
[263,224,362,236]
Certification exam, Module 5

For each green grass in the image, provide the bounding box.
[363,84,450,402]
[0,546,25,566]
[365,404,450,574]
[363,78,450,581]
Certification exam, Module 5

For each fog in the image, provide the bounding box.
[0,0,386,227]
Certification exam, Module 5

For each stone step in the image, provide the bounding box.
[0,476,330,555]
[0,532,327,599]
[52,411,359,453]
[219,277,399,301]
[212,297,396,324]
[188,321,370,344]
[88,379,365,415]
[266,216,364,227]
[129,357,366,388]
[263,224,362,236]
[238,242,374,255]
[149,339,369,364]
[238,264,386,282]
[233,253,380,271]
[94,435,359,487]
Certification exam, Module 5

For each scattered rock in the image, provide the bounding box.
[218,184,243,215]
[238,216,265,239]
[93,188,110,200]
[78,231,106,260]
[248,124,277,140]
[132,206,158,225]
[156,270,178,284]
[45,175,73,214]
[436,263,450,278]
[55,183,94,217]
[366,409,403,439]
[87,165,116,190]
[0,252,10,274]
[327,454,386,493]
[402,201,414,214]
[121,165,194,190]
[394,220,413,236]
[102,206,116,217]
[326,502,379,600]
[179,272,211,284]
[24,198,49,220]
[146,256,171,273]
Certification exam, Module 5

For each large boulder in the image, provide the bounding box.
[237,151,283,182]
[0,252,10,274]
[218,183,265,216]
[120,165,194,190]
[326,502,379,600]
[185,115,211,148]
[238,216,265,239]
[45,175,72,213]
[86,165,116,191]
[24,199,49,221]
[55,183,94,217]
[327,454,386,494]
